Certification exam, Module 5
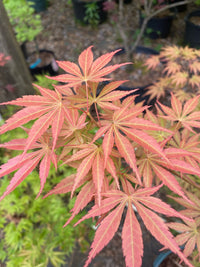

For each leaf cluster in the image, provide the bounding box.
[144,45,200,103]
[84,2,100,27]
[0,46,200,267]
[3,0,43,43]
[0,166,93,267]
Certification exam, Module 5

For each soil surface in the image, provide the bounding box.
[26,0,198,88]
[25,1,198,267]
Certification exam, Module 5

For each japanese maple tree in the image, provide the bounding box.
[144,45,200,103]
[0,46,200,267]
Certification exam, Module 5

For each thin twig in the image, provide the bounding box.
[131,0,194,54]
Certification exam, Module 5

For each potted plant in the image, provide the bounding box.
[103,0,191,67]
[139,0,176,39]
[72,0,107,26]
[27,0,47,12]
[184,9,200,48]
[168,0,187,12]
[3,0,58,77]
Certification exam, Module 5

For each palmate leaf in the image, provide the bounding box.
[164,61,181,75]
[0,85,72,153]
[189,74,200,88]
[189,61,200,75]
[168,218,200,260]
[137,148,200,200]
[74,186,193,267]
[66,80,137,111]
[63,144,111,205]
[58,109,87,140]
[0,133,57,199]
[144,78,169,101]
[171,71,188,87]
[157,93,200,132]
[144,54,160,69]
[91,102,170,183]
[48,46,130,89]
[160,45,181,60]
[167,129,200,168]
[174,89,195,103]
[170,192,200,219]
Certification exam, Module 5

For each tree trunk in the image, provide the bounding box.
[0,0,34,104]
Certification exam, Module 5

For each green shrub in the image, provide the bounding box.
[3,0,43,43]
[0,126,94,267]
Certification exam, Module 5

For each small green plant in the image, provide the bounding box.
[0,170,93,267]
[34,74,59,91]
[3,0,43,44]
[84,2,100,27]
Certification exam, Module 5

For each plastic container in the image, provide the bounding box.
[72,0,107,25]
[184,10,200,48]
[169,0,187,12]
[27,0,47,12]
[140,12,174,39]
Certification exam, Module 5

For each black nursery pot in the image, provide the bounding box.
[28,50,59,78]
[169,0,187,12]
[115,0,132,4]
[140,12,174,39]
[27,0,47,12]
[184,10,200,48]
[72,0,107,25]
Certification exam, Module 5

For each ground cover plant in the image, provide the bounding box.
[3,0,43,44]
[0,168,93,267]
[0,46,200,267]
[0,90,93,267]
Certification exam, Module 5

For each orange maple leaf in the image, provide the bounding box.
[157,93,200,132]
[170,71,188,88]
[168,192,200,261]
[48,46,130,89]
[0,84,72,153]
[164,61,181,75]
[74,185,193,267]
[144,54,160,69]
[0,132,57,199]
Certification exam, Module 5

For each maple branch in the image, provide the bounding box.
[87,110,100,128]
[181,174,200,189]
[86,82,89,113]
[115,0,132,63]
[94,102,101,127]
[148,0,193,19]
